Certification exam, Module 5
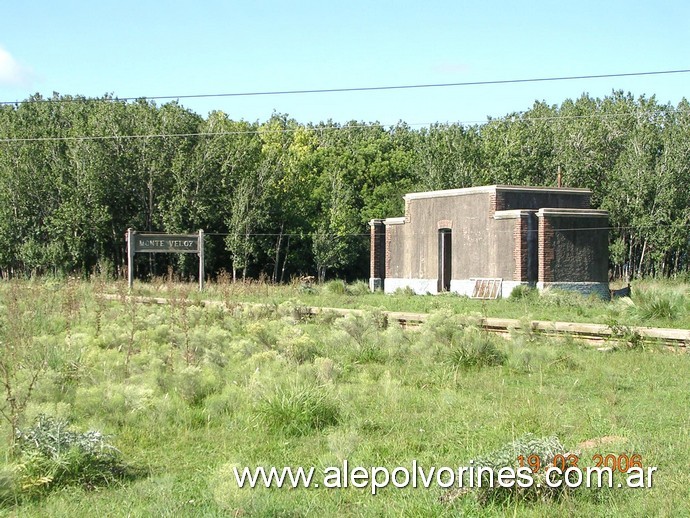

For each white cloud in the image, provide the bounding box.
[0,46,34,87]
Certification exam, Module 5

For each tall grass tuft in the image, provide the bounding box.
[444,328,507,369]
[635,288,684,321]
[257,383,340,436]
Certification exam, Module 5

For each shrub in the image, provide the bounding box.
[257,383,340,436]
[423,310,482,348]
[509,284,537,300]
[314,309,341,326]
[313,357,341,383]
[14,415,137,498]
[323,279,347,295]
[442,434,578,506]
[346,281,371,296]
[539,288,588,308]
[336,313,375,345]
[277,300,312,323]
[393,286,416,297]
[282,334,321,364]
[204,384,245,418]
[171,366,222,406]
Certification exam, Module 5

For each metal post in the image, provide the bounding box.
[126,228,135,290]
[198,229,205,291]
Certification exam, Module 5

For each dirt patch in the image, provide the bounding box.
[577,435,627,450]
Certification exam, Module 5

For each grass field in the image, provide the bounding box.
[0,278,688,516]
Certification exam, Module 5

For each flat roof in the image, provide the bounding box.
[404,185,591,201]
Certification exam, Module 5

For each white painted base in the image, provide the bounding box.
[384,278,439,295]
[383,279,610,299]
[451,279,527,298]
[385,278,526,298]
[500,281,526,298]
[449,279,475,297]
[369,278,383,292]
[537,282,610,300]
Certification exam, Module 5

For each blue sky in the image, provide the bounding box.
[1,1,688,126]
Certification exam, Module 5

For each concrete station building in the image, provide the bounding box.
[369,185,609,299]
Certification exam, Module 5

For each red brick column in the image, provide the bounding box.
[369,219,386,290]
[489,189,506,218]
[513,215,529,281]
[538,216,555,283]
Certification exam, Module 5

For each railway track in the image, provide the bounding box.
[101,293,690,349]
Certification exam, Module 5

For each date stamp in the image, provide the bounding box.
[518,453,644,473]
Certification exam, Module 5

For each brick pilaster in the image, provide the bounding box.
[369,220,386,284]
[514,215,529,281]
[538,216,555,283]
[385,228,392,278]
[489,189,506,218]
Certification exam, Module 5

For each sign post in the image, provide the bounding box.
[198,229,205,291]
[127,228,135,290]
[126,229,205,291]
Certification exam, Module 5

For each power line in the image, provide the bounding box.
[1,69,689,106]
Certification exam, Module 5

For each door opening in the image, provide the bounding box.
[438,228,452,292]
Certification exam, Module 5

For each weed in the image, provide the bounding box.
[13,415,137,498]
[90,274,107,337]
[539,288,589,309]
[169,285,199,366]
[423,309,481,347]
[121,290,139,375]
[605,317,645,350]
[0,282,56,446]
[2,279,690,516]
[61,277,81,346]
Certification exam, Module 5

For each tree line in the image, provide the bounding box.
[0,91,688,281]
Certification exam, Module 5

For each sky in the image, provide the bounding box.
[1,0,689,127]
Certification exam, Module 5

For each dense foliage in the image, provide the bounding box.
[0,91,688,280]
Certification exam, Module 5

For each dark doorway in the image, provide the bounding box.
[438,228,452,292]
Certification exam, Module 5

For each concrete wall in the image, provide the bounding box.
[377,185,609,298]
[386,190,517,285]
